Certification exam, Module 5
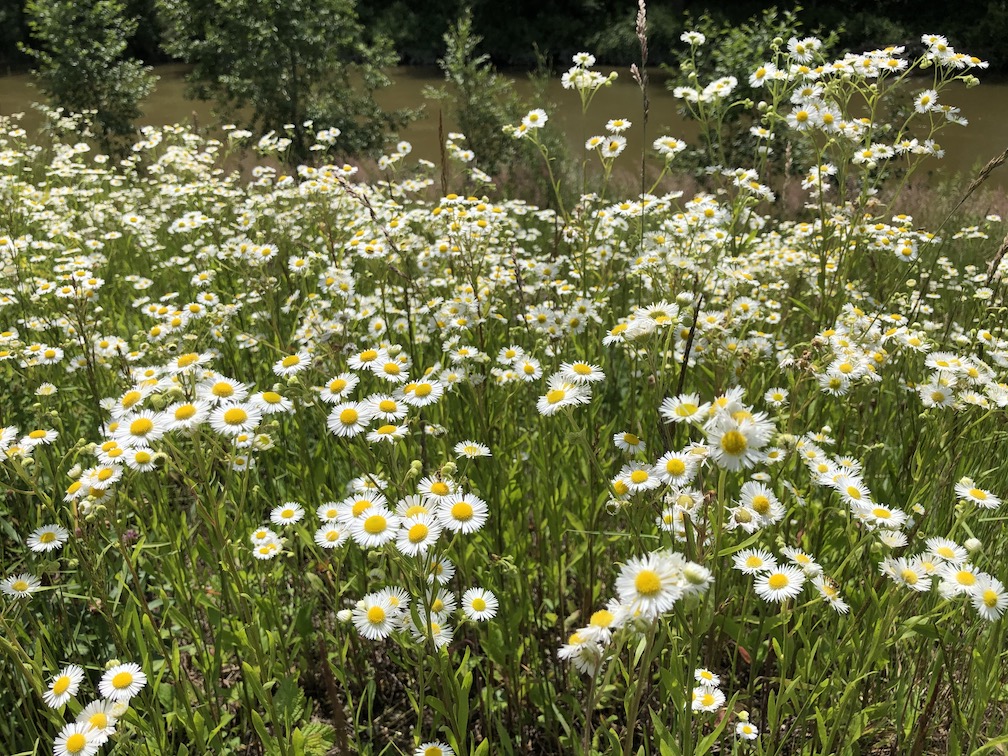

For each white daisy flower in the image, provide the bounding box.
[270,502,305,525]
[26,524,69,553]
[43,664,85,708]
[461,587,498,621]
[98,662,147,701]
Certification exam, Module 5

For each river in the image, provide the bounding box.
[0,64,1006,187]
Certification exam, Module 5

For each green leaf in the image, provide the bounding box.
[250,709,272,749]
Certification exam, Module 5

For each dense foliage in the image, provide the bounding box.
[19,0,156,151]
[155,0,415,158]
[3,1,1008,73]
[2,22,1008,756]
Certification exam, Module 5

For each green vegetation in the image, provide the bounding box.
[156,0,414,158]
[663,8,842,176]
[20,0,156,152]
[4,2,1008,73]
[2,24,1008,756]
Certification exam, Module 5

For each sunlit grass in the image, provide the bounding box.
[1,27,1007,756]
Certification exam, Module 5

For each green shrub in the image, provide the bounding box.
[21,0,156,152]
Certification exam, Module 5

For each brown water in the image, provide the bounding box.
[1,64,1006,187]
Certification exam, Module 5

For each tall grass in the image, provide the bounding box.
[1,26,1008,756]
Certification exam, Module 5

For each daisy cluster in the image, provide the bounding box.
[0,28,1004,755]
[43,661,146,756]
[559,550,712,675]
[247,466,499,649]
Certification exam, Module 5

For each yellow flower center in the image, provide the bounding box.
[451,502,474,521]
[130,418,154,436]
[767,573,789,590]
[262,391,282,404]
[546,389,566,404]
[572,363,592,375]
[675,403,697,417]
[751,495,771,514]
[634,570,662,596]
[65,734,87,753]
[872,507,891,519]
[379,400,397,412]
[956,570,976,586]
[845,486,861,500]
[112,671,133,689]
[339,408,358,425]
[40,531,56,543]
[122,390,142,408]
[52,675,71,695]
[212,382,234,398]
[983,589,999,608]
[367,606,386,623]
[414,383,432,397]
[325,530,341,542]
[745,556,763,568]
[223,408,247,425]
[11,579,28,592]
[431,481,449,496]
[701,692,716,707]
[176,353,198,368]
[175,404,197,420]
[630,470,649,484]
[376,424,397,435]
[28,429,47,439]
[408,524,429,543]
[666,459,686,476]
[969,488,988,500]
[363,515,387,534]
[281,355,300,368]
[471,597,487,612]
[329,379,347,393]
[613,480,629,496]
[89,712,108,729]
[590,609,614,627]
[720,430,747,455]
[346,502,371,523]
[622,433,639,446]
[901,569,918,584]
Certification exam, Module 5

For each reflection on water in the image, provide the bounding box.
[0,64,1005,187]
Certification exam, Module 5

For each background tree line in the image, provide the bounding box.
[5,0,1005,169]
[4,0,1007,74]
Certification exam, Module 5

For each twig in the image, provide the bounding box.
[984,230,1008,286]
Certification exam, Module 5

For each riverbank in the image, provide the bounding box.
[1,63,1007,189]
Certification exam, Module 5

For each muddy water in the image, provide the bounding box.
[1,64,1006,186]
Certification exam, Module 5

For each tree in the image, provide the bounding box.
[425,8,524,175]
[21,0,156,151]
[157,0,414,159]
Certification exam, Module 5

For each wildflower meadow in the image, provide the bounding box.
[3,23,1008,756]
